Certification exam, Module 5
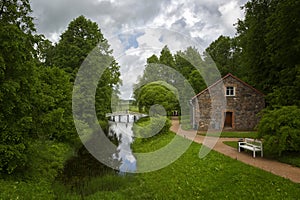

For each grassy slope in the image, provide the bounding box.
[3,130,299,199]
[83,131,300,199]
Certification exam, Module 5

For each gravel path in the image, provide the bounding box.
[170,117,300,183]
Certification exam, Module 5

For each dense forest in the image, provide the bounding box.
[0,0,299,198]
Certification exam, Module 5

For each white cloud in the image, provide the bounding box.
[30,0,247,99]
[219,0,245,33]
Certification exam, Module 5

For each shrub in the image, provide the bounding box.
[133,116,171,139]
[257,106,300,156]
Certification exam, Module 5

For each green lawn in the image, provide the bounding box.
[223,141,300,168]
[223,141,238,149]
[52,131,300,199]
[2,131,300,199]
[199,131,258,138]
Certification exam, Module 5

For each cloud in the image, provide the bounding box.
[30,0,247,99]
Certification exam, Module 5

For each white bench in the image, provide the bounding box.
[238,138,263,158]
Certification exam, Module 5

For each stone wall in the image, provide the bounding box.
[193,75,265,131]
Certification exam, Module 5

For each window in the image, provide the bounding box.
[226,86,235,96]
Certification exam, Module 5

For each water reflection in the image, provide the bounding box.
[108,114,143,173]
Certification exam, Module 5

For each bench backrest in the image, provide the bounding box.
[245,138,262,147]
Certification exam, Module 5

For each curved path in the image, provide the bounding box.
[170,117,300,183]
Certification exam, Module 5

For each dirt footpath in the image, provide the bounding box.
[170,117,300,183]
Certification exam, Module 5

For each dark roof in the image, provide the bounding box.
[191,73,264,100]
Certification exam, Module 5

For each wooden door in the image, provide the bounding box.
[224,112,233,128]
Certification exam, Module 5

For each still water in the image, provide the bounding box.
[108,114,144,173]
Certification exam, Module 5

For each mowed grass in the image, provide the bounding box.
[223,141,300,168]
[58,131,300,199]
[199,131,258,138]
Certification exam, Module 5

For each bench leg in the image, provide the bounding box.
[253,151,256,158]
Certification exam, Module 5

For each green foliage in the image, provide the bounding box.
[134,46,207,96]
[0,179,56,200]
[48,15,106,76]
[51,15,121,121]
[133,116,171,140]
[236,0,300,106]
[257,106,300,156]
[205,36,242,77]
[31,66,76,141]
[237,0,274,92]
[54,173,134,198]
[0,1,37,174]
[276,152,300,168]
[24,141,72,181]
[0,0,35,33]
[0,141,72,199]
[137,82,179,115]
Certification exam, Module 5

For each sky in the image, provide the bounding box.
[30,0,248,100]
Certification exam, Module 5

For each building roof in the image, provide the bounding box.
[191,73,264,100]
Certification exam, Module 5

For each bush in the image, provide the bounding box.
[0,141,72,199]
[23,140,73,181]
[257,106,300,156]
[133,116,171,139]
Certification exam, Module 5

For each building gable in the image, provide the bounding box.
[192,73,264,100]
[191,73,265,131]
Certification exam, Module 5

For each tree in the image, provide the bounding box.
[137,81,179,115]
[49,15,109,80]
[236,0,300,106]
[236,0,274,92]
[134,46,209,117]
[0,0,35,34]
[31,66,75,141]
[50,16,121,121]
[0,0,37,174]
[205,36,242,77]
[174,47,207,93]
[265,0,300,107]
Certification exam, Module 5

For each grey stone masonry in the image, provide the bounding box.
[191,73,265,131]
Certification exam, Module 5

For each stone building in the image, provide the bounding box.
[190,73,265,131]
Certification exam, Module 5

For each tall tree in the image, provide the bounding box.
[134,46,208,116]
[50,16,121,120]
[48,15,107,79]
[237,0,274,92]
[0,0,37,173]
[237,0,300,106]
[205,36,242,77]
[265,0,300,106]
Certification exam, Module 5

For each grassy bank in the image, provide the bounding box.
[2,121,300,199]
[54,130,300,199]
